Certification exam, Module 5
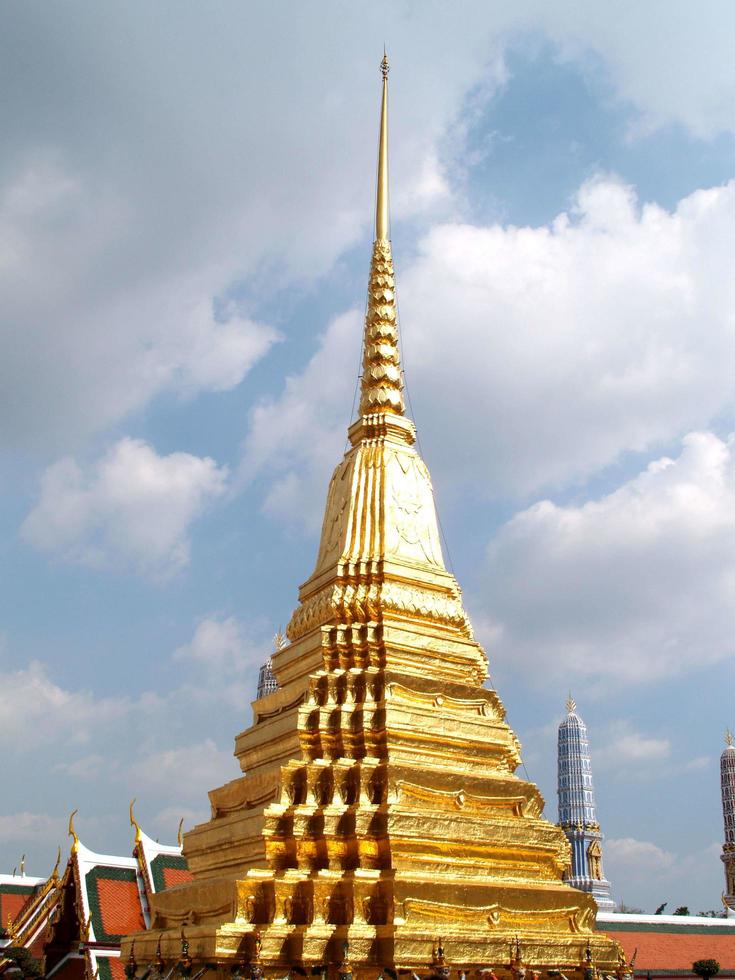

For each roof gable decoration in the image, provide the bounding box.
[129,801,192,920]
[38,814,144,963]
[0,846,63,951]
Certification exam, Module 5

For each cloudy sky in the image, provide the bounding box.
[2,0,735,914]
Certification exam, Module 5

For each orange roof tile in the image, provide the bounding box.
[95,878,145,940]
[160,865,192,889]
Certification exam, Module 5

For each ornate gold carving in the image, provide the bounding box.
[209,773,279,818]
[403,898,596,936]
[388,683,500,719]
[396,781,540,818]
[287,577,472,643]
[587,839,603,880]
[360,240,404,416]
[384,453,443,566]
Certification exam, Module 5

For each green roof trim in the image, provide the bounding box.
[602,920,735,935]
[632,972,735,977]
[0,884,38,895]
[149,854,188,893]
[96,956,117,980]
[84,865,139,943]
[0,884,40,937]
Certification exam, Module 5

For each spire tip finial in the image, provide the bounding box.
[566,692,576,713]
[129,798,142,843]
[68,809,79,853]
[380,49,389,79]
[358,51,405,419]
[726,728,734,747]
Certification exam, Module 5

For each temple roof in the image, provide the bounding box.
[599,911,735,975]
[1,811,190,980]
[0,874,46,947]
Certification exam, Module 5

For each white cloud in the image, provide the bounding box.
[243,179,735,517]
[240,310,362,531]
[0,615,264,868]
[0,813,65,846]
[400,178,735,497]
[54,755,108,780]
[684,756,711,772]
[133,740,235,804]
[605,836,676,874]
[153,806,210,843]
[537,3,735,139]
[174,615,254,671]
[0,659,131,750]
[22,438,228,578]
[594,722,671,772]
[603,837,723,911]
[0,6,504,454]
[0,160,280,450]
[173,614,266,707]
[2,5,735,456]
[482,431,735,685]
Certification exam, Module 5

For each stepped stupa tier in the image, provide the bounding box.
[122,57,623,977]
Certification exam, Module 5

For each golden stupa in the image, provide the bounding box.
[123,57,623,978]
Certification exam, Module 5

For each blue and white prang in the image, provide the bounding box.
[557,696,615,912]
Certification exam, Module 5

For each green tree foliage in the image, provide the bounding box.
[693,959,721,980]
[1,947,43,978]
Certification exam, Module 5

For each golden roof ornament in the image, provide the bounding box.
[566,693,577,713]
[67,809,79,854]
[726,728,734,748]
[177,817,185,848]
[129,798,143,845]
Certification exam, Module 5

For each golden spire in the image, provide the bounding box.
[566,693,577,713]
[68,809,79,854]
[726,728,734,748]
[358,51,405,418]
[376,50,390,242]
[129,798,142,844]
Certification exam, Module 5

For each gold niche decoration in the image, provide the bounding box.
[120,56,624,977]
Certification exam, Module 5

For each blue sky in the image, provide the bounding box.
[3,1,735,914]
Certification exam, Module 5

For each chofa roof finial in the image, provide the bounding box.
[129,798,142,844]
[68,809,79,854]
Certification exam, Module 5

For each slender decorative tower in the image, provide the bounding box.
[257,659,278,700]
[721,730,735,911]
[122,58,623,977]
[557,697,614,912]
